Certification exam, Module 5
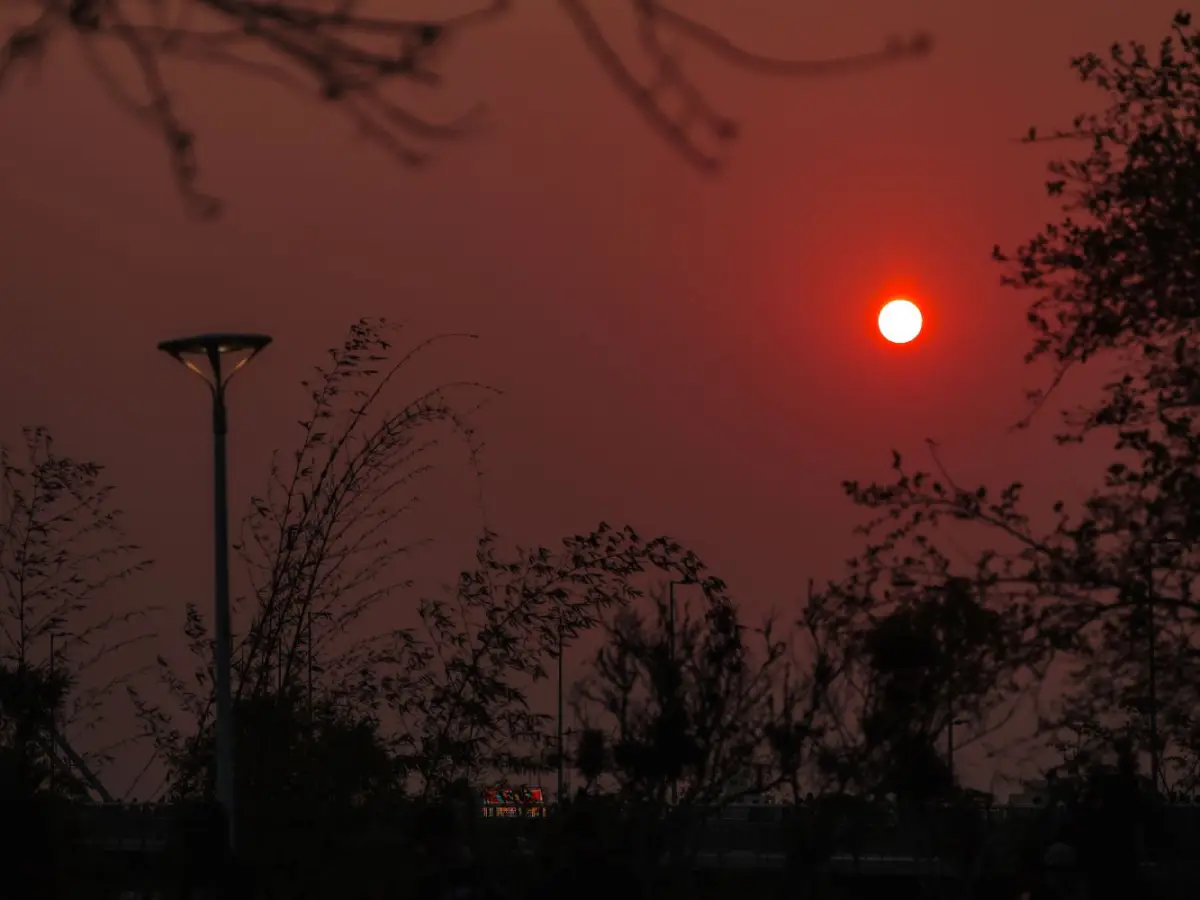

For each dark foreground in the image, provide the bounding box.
[15,799,1200,900]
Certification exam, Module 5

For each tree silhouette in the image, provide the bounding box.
[567,582,827,884]
[570,584,808,808]
[0,426,152,801]
[0,1,932,216]
[395,525,717,798]
[854,12,1200,787]
[0,428,151,900]
[835,13,1200,792]
[994,10,1200,771]
[805,557,1042,800]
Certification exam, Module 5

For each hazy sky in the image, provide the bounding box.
[0,0,1185,793]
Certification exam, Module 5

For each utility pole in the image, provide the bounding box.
[667,579,691,807]
[556,611,565,808]
[1145,555,1160,795]
[939,578,970,794]
[307,605,314,725]
[668,581,678,665]
[946,702,955,790]
[49,633,57,796]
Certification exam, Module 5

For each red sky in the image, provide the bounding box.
[0,0,1184,794]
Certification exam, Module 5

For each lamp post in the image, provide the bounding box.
[667,578,695,806]
[946,716,967,790]
[1144,556,1160,795]
[49,632,57,796]
[668,583,677,666]
[556,610,565,807]
[1134,536,1183,796]
[158,332,272,855]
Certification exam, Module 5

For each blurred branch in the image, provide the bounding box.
[1,0,932,215]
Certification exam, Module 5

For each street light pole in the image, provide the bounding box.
[668,581,678,666]
[667,579,692,806]
[947,695,954,789]
[307,604,315,725]
[1145,556,1160,795]
[211,378,235,848]
[1133,538,1175,796]
[557,611,565,807]
[159,333,272,857]
[49,632,57,796]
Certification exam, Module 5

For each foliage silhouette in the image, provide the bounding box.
[568,582,827,880]
[0,426,152,800]
[132,318,489,794]
[580,590,793,796]
[0,428,151,900]
[396,524,717,797]
[833,14,1200,798]
[0,1,931,216]
[997,15,1200,768]
[800,20,1200,894]
[802,556,1042,806]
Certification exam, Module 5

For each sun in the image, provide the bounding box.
[878,299,923,344]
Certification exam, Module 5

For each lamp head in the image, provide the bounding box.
[158,333,272,388]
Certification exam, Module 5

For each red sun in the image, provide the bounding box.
[878,299,923,344]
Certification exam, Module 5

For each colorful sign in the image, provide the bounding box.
[478,785,548,819]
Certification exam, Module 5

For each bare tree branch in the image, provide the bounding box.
[1,0,932,215]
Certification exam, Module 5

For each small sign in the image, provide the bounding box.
[478,785,548,819]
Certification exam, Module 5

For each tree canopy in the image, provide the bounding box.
[839,11,1200,796]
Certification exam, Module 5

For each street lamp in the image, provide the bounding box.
[158,332,272,854]
[1128,535,1184,796]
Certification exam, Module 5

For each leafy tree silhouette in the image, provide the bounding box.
[0,427,151,899]
[569,581,824,885]
[833,12,1200,806]
[573,585,812,803]
[0,1,932,216]
[804,566,1037,802]
[0,426,152,799]
[774,574,1023,892]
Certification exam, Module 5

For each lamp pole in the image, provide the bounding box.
[947,688,954,789]
[1136,537,1179,796]
[307,605,315,725]
[211,374,235,848]
[672,580,681,667]
[947,716,967,790]
[1145,554,1160,795]
[556,611,565,807]
[159,333,271,856]
[667,579,694,806]
[49,632,57,795]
